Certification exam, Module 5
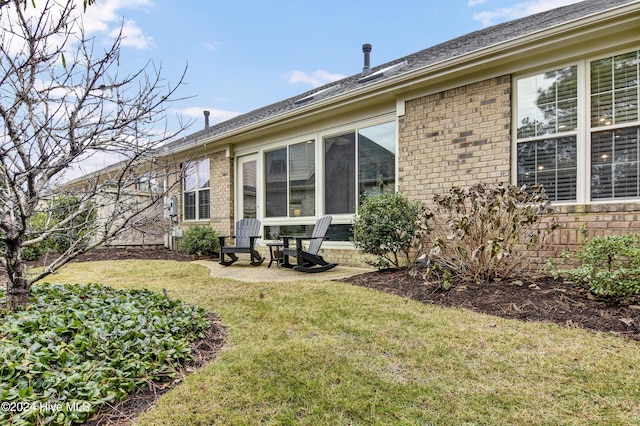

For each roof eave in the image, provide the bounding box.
[160,0,640,157]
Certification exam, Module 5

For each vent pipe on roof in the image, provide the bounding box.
[362,44,372,76]
[203,110,210,129]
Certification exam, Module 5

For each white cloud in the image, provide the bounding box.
[288,70,346,88]
[468,0,486,6]
[473,0,583,26]
[109,18,155,49]
[203,42,220,52]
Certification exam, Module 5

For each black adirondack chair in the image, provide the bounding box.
[218,218,265,266]
[281,215,338,273]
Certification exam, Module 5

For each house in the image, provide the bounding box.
[155,0,640,266]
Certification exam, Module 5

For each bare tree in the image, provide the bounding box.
[0,0,189,309]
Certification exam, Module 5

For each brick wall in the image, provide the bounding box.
[398,74,640,267]
[209,150,234,236]
[543,203,640,264]
[399,76,512,206]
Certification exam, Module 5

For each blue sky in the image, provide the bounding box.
[79,0,583,135]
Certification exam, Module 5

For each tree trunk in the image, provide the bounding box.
[5,243,29,311]
[7,277,29,310]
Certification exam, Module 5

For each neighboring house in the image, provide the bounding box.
[154,0,640,265]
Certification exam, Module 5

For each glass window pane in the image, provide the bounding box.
[614,52,638,90]
[517,78,540,138]
[199,189,210,219]
[615,88,638,124]
[557,138,577,168]
[324,132,356,214]
[591,164,613,199]
[264,224,314,240]
[591,128,640,199]
[517,67,577,138]
[591,92,613,127]
[358,121,396,197]
[198,158,210,189]
[557,100,577,132]
[184,162,197,191]
[591,51,639,127]
[265,148,287,217]
[516,137,577,201]
[591,57,612,93]
[557,169,577,201]
[265,224,352,242]
[242,160,257,219]
[183,191,196,220]
[289,141,315,217]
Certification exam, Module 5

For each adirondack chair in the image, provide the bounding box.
[218,218,265,266]
[281,215,338,273]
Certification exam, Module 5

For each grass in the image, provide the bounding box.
[43,259,640,425]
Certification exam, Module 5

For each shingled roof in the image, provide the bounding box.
[160,0,638,155]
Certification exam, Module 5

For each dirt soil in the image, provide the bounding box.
[71,247,639,424]
[339,267,640,342]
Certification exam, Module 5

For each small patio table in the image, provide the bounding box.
[266,242,284,268]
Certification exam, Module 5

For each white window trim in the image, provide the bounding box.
[512,47,640,205]
[254,114,398,244]
[183,159,210,221]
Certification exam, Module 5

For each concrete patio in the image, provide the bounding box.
[192,259,373,282]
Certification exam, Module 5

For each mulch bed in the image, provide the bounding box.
[338,267,640,341]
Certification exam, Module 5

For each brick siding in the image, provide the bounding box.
[209,150,235,236]
[398,76,512,205]
[398,74,640,266]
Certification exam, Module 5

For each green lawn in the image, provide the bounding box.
[43,260,640,425]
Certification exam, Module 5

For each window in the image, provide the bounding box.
[265,141,315,218]
[324,121,396,214]
[259,119,395,242]
[516,66,578,201]
[136,173,160,192]
[515,49,640,202]
[183,159,210,220]
[590,52,640,199]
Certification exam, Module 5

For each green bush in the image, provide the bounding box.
[47,196,97,254]
[352,190,425,269]
[21,213,49,261]
[12,196,98,261]
[551,233,640,298]
[179,225,220,256]
[418,183,556,283]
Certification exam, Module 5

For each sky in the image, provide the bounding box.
[5,0,583,179]
[76,0,584,136]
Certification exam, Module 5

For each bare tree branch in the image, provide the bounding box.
[0,0,191,309]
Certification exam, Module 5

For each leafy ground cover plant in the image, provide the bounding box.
[417,183,557,283]
[551,233,640,298]
[179,225,220,256]
[352,190,425,269]
[0,283,209,425]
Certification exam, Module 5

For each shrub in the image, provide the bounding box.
[551,233,640,298]
[352,190,425,269]
[21,213,49,261]
[15,196,98,261]
[48,196,97,254]
[179,225,220,256]
[418,183,557,283]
